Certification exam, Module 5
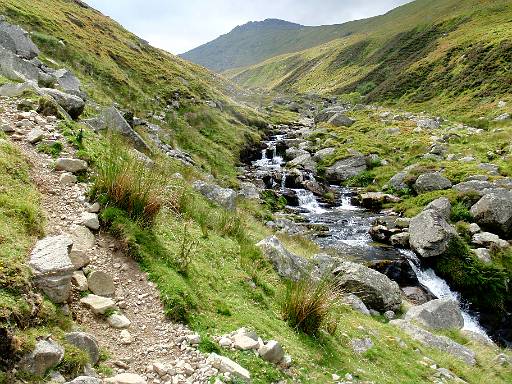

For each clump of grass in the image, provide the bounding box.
[90,138,163,225]
[175,222,198,275]
[36,141,63,158]
[345,171,375,187]
[281,275,340,336]
[450,201,473,223]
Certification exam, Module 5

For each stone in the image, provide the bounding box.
[343,294,370,316]
[315,106,348,123]
[59,172,77,185]
[69,225,94,268]
[287,153,315,172]
[452,180,494,196]
[256,236,308,281]
[414,173,452,194]
[425,197,451,220]
[474,248,492,263]
[65,332,100,365]
[384,310,396,320]
[325,156,367,183]
[334,260,402,311]
[48,371,66,384]
[390,232,410,248]
[21,339,64,375]
[328,113,355,127]
[104,373,147,384]
[193,180,237,211]
[66,377,102,384]
[472,232,509,249]
[219,337,232,347]
[409,209,457,258]
[313,147,335,162]
[494,113,510,121]
[357,192,400,209]
[41,88,85,119]
[470,190,512,237]
[238,182,260,200]
[120,330,133,345]
[107,313,131,329]
[280,354,292,368]
[87,202,101,213]
[350,338,373,354]
[80,294,116,314]
[80,212,100,230]
[53,68,82,97]
[55,157,88,173]
[390,320,476,365]
[87,271,115,297]
[402,286,434,305]
[29,235,74,303]
[72,270,88,291]
[1,122,14,132]
[27,128,44,144]
[405,299,464,330]
[207,353,250,382]
[185,333,201,345]
[232,334,259,351]
[417,118,440,130]
[258,340,285,363]
[469,223,481,235]
[388,170,409,191]
[0,19,39,59]
[152,362,169,376]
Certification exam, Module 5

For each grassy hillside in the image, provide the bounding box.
[228,0,512,119]
[181,19,354,72]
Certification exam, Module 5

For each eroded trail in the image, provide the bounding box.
[3,97,215,383]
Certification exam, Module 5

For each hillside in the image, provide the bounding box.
[180,19,351,72]
[227,0,512,118]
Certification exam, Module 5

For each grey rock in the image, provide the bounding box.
[390,320,476,365]
[55,157,88,173]
[494,113,510,121]
[107,313,131,329]
[358,192,400,209]
[104,373,147,384]
[325,156,367,183]
[287,153,315,172]
[405,299,464,330]
[350,338,373,354]
[468,223,481,235]
[69,225,94,268]
[238,182,260,200]
[258,340,285,363]
[417,118,440,130]
[414,173,452,194]
[59,172,77,185]
[472,232,509,249]
[72,270,89,291]
[87,271,115,297]
[285,147,309,160]
[425,197,451,220]
[478,163,500,175]
[409,209,457,258]
[27,128,44,144]
[0,45,39,82]
[402,286,432,305]
[452,180,494,196]
[390,232,410,248]
[80,294,116,314]
[53,68,83,97]
[29,235,74,303]
[65,377,102,384]
[207,353,250,382]
[0,19,39,59]
[193,180,237,211]
[343,294,370,316]
[41,88,85,119]
[470,190,512,236]
[233,334,259,350]
[80,212,100,230]
[65,332,100,365]
[474,248,491,263]
[334,260,402,311]
[21,339,64,375]
[312,147,335,162]
[256,236,307,281]
[388,170,409,191]
[328,113,355,127]
[315,106,348,123]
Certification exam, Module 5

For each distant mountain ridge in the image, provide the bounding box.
[180,18,349,72]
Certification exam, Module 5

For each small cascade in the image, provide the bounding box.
[281,173,287,191]
[294,189,326,214]
[403,250,489,337]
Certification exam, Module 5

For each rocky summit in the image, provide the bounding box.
[0,1,511,383]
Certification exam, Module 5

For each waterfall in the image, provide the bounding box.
[294,189,326,214]
[402,250,490,338]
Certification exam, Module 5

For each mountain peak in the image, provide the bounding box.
[232,18,304,32]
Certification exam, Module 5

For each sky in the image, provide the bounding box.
[86,0,413,54]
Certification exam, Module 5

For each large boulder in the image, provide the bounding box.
[21,339,64,375]
[325,156,367,183]
[41,88,85,120]
[0,45,39,82]
[256,236,308,281]
[356,192,400,209]
[452,180,494,196]
[65,332,100,365]
[314,106,348,123]
[0,18,40,59]
[425,197,451,220]
[404,299,464,330]
[470,190,512,237]
[29,235,75,303]
[328,113,355,127]
[85,106,149,152]
[414,173,452,194]
[52,68,83,97]
[333,261,402,311]
[193,181,237,211]
[409,209,457,258]
[313,147,335,162]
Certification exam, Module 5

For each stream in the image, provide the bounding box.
[246,128,489,338]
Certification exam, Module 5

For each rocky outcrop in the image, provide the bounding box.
[413,173,452,194]
[21,339,64,375]
[470,190,512,237]
[0,17,39,59]
[404,299,464,330]
[40,88,85,119]
[256,236,308,281]
[65,332,100,365]
[409,209,457,258]
[425,197,451,220]
[193,181,237,211]
[325,156,367,183]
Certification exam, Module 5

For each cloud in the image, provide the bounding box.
[85,0,412,54]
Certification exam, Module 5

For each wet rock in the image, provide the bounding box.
[409,209,457,258]
[55,157,88,173]
[369,259,418,286]
[193,180,237,211]
[405,299,464,330]
[414,173,452,194]
[325,156,367,183]
[470,190,512,237]
[390,232,410,248]
[21,339,64,375]
[65,332,100,365]
[87,271,115,297]
[402,286,434,305]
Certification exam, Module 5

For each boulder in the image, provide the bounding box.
[21,339,64,375]
[29,235,75,303]
[104,373,147,384]
[193,181,237,211]
[357,192,400,209]
[80,294,116,315]
[342,294,370,316]
[69,225,95,268]
[0,45,39,82]
[470,190,512,237]
[256,236,307,281]
[233,334,259,351]
[80,212,100,230]
[414,173,452,194]
[258,340,285,363]
[388,170,409,191]
[55,158,88,173]
[65,332,100,365]
[313,147,335,162]
[238,182,260,200]
[472,232,509,249]
[390,320,476,365]
[405,299,464,330]
[87,271,115,297]
[0,19,39,59]
[452,180,494,196]
[85,106,149,152]
[328,113,355,127]
[333,261,402,311]
[287,153,315,172]
[52,68,83,97]
[325,156,367,183]
[425,197,451,220]
[66,377,102,384]
[390,232,410,248]
[107,313,131,329]
[207,353,250,382]
[314,106,348,123]
[402,286,435,305]
[59,172,77,185]
[41,88,85,120]
[409,209,457,258]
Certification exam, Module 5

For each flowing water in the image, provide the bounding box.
[248,130,489,337]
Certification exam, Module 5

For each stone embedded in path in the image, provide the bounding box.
[80,212,100,230]
[69,225,95,268]
[390,320,476,365]
[27,127,44,144]
[120,329,133,345]
[71,270,88,291]
[56,157,88,173]
[59,172,77,185]
[29,235,75,303]
[107,313,131,329]
[405,299,464,330]
[207,353,250,382]
[65,332,100,365]
[20,339,64,375]
[87,270,115,297]
[65,377,103,384]
[258,340,285,363]
[80,294,116,314]
[104,373,147,384]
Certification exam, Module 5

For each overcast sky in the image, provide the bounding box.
[85,0,413,54]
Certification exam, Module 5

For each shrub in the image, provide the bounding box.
[281,275,339,335]
[90,139,163,225]
[451,201,473,223]
[345,171,375,187]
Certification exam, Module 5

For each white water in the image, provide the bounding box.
[294,189,326,214]
[402,250,489,337]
